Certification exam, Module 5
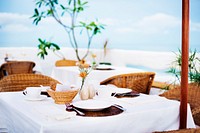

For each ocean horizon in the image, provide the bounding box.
[0,43,199,52]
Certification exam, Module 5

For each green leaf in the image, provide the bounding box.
[89,21,95,26]
[37,38,61,59]
[34,8,39,15]
[78,0,81,5]
[79,21,86,26]
[73,7,77,12]
[54,0,58,4]
[93,27,99,34]
[44,50,48,55]
[36,1,43,8]
[77,7,84,12]
[99,25,105,29]
[38,38,44,44]
[86,26,92,30]
[61,11,65,16]
[49,1,54,7]
[52,43,60,50]
[47,9,53,15]
[37,52,44,59]
[68,0,72,5]
[82,1,88,5]
[60,4,65,10]
[36,17,41,25]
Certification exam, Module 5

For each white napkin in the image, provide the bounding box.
[56,84,71,92]
[34,105,77,121]
[105,84,118,88]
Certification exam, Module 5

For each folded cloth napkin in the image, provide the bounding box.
[111,90,140,98]
[56,84,71,92]
[35,106,77,121]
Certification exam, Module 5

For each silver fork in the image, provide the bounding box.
[66,104,85,116]
[71,107,85,116]
[113,104,126,111]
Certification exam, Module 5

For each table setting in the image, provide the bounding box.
[0,62,196,133]
[0,82,196,133]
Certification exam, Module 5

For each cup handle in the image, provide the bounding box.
[23,90,27,95]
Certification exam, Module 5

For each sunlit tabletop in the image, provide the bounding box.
[0,91,196,133]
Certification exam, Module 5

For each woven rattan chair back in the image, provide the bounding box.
[55,59,77,67]
[160,83,200,126]
[0,74,60,92]
[100,72,155,94]
[152,81,178,90]
[0,61,36,79]
[154,128,200,133]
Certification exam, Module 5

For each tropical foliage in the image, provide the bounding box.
[167,49,200,85]
[32,0,105,61]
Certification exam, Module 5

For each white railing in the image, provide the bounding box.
[1,47,198,80]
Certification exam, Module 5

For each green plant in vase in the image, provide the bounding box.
[32,0,105,61]
[77,62,95,100]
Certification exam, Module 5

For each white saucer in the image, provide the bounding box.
[110,88,132,93]
[25,95,47,101]
[95,65,113,70]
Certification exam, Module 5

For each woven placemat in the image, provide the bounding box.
[66,105,124,117]
[111,90,140,98]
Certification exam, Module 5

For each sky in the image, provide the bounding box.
[0,0,200,52]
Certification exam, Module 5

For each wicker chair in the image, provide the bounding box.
[154,128,200,133]
[160,83,200,126]
[100,72,155,94]
[0,74,60,92]
[55,59,77,67]
[0,61,36,79]
[152,81,178,90]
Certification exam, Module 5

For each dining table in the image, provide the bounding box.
[0,88,196,133]
[50,65,169,95]
[51,66,145,85]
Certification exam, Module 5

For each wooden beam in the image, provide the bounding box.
[180,0,189,129]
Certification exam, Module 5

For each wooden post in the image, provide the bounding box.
[180,0,189,129]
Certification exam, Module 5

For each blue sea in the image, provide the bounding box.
[0,43,199,53]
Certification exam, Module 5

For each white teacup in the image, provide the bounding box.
[24,87,42,99]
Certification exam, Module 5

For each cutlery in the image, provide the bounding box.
[66,104,85,116]
[113,104,126,111]
[112,91,140,97]
[112,92,117,97]
[23,91,26,95]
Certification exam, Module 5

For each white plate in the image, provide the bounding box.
[95,65,113,70]
[110,88,132,94]
[25,95,47,101]
[73,100,112,111]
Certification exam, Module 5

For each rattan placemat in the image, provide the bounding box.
[66,105,124,117]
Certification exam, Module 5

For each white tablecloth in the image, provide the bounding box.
[51,66,145,85]
[0,91,195,133]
